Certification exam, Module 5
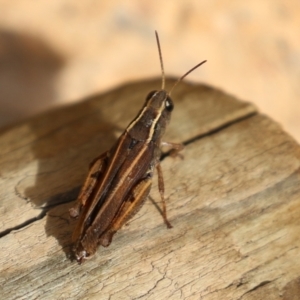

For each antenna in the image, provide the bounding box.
[169,60,207,96]
[155,31,165,90]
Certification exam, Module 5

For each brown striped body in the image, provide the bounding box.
[70,90,175,263]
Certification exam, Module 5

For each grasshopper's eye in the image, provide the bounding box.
[145,90,157,102]
[165,96,174,112]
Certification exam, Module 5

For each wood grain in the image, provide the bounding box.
[1,78,299,299]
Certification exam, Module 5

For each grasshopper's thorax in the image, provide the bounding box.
[126,90,174,142]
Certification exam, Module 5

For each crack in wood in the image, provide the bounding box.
[0,187,80,239]
[160,111,257,160]
[0,209,46,238]
[183,111,258,147]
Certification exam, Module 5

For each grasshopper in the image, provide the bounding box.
[70,31,206,264]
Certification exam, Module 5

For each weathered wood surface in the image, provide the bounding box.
[1,78,300,300]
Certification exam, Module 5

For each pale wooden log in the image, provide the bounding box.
[1,78,299,299]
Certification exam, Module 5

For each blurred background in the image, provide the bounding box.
[0,1,299,141]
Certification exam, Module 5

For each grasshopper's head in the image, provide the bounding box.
[133,89,174,142]
[145,90,174,113]
[126,89,174,142]
[145,89,174,122]
[147,88,173,120]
